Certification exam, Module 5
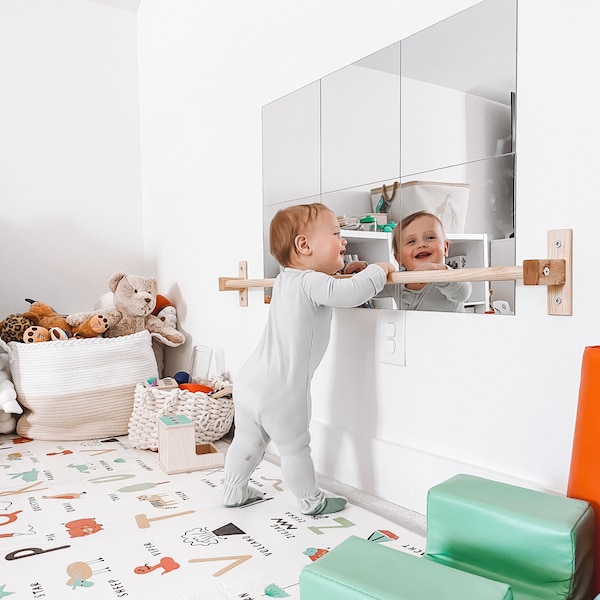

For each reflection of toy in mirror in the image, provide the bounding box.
[446,255,467,270]
[493,300,511,315]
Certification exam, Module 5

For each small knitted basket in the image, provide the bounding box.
[128,382,234,450]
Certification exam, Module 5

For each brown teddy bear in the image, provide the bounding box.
[66,272,185,347]
[22,301,109,343]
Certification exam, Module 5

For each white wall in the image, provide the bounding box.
[136,0,468,380]
[138,0,600,515]
[0,0,144,316]
[3,0,600,517]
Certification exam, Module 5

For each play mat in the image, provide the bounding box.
[0,434,426,599]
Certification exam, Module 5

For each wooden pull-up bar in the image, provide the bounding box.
[219,229,572,316]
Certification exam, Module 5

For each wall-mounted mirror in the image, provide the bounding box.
[262,0,517,314]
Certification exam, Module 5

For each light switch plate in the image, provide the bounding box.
[377,310,406,366]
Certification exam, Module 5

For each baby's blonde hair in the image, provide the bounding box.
[270,203,333,267]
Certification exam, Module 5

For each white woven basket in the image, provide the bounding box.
[128,383,234,450]
[0,330,158,441]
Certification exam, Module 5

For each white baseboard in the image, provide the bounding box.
[308,420,559,515]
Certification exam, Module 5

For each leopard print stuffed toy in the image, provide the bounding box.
[0,314,34,344]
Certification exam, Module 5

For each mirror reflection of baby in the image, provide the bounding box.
[223,203,395,515]
[392,211,471,312]
[345,211,471,311]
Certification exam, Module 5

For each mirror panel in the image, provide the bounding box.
[262,81,321,206]
[401,0,516,176]
[321,42,400,194]
[262,0,517,315]
[394,155,515,240]
[394,154,515,313]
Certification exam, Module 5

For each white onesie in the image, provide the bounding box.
[223,264,387,514]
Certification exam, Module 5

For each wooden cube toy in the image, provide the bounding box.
[157,414,224,474]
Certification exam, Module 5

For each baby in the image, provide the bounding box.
[223,203,395,515]
[391,211,471,312]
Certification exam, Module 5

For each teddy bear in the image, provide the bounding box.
[0,352,21,434]
[21,301,109,343]
[91,289,181,376]
[67,272,185,347]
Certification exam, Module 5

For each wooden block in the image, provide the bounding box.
[522,259,565,286]
[158,414,224,475]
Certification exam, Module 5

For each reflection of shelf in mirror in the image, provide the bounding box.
[342,230,390,240]
[447,233,485,241]
[343,229,396,268]
[343,230,490,312]
[447,233,488,312]
[490,238,516,312]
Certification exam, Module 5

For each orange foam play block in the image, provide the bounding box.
[568,345,600,596]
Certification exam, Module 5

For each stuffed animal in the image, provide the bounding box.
[92,290,180,377]
[152,295,178,329]
[67,272,185,347]
[150,294,179,377]
[95,292,178,326]
[0,314,34,344]
[22,301,109,343]
[0,352,21,434]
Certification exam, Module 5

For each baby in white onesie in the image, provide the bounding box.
[223,203,395,515]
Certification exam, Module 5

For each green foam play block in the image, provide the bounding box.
[299,535,513,600]
[426,474,595,600]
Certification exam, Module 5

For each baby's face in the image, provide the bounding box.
[302,210,347,274]
[397,214,449,271]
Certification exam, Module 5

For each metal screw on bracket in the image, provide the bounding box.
[543,266,550,276]
[555,297,562,305]
[554,240,562,248]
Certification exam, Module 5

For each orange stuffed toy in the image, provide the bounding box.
[22,301,109,343]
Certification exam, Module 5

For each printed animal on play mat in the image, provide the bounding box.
[304,547,329,561]
[66,558,110,589]
[134,556,180,575]
[65,518,103,537]
[68,462,96,474]
[8,468,39,482]
[137,493,177,509]
[6,452,25,461]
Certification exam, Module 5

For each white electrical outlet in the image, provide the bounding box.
[377,310,406,366]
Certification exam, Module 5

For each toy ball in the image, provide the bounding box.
[173,371,190,385]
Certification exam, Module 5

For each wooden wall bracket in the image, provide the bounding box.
[546,229,573,316]
[218,229,573,315]
[219,261,250,307]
